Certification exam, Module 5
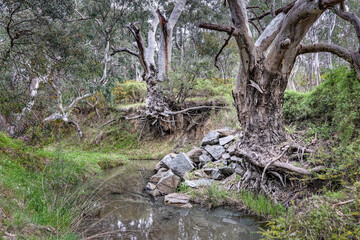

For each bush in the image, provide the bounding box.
[283,66,360,142]
[113,80,146,103]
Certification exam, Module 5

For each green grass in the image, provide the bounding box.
[0,131,128,239]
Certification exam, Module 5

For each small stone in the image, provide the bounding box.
[219,135,234,145]
[184,179,214,188]
[222,172,237,184]
[215,128,231,137]
[201,131,220,146]
[203,168,225,180]
[180,203,193,209]
[158,167,168,173]
[164,193,190,205]
[204,145,226,160]
[146,182,157,191]
[221,153,231,160]
[227,144,237,155]
[160,154,173,169]
[199,154,212,168]
[156,171,181,194]
[219,166,235,177]
[186,147,203,163]
[149,189,161,197]
[230,156,243,164]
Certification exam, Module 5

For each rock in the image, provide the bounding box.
[204,145,226,160]
[160,154,173,169]
[150,171,168,183]
[158,167,168,173]
[201,131,220,146]
[222,172,237,184]
[180,203,193,208]
[186,147,203,163]
[219,166,235,177]
[146,182,157,191]
[215,128,231,137]
[157,171,181,194]
[164,193,190,205]
[155,161,163,171]
[169,153,177,158]
[230,163,245,175]
[221,153,231,160]
[199,154,212,168]
[230,156,244,166]
[203,168,225,180]
[162,152,194,177]
[219,135,234,145]
[184,179,214,188]
[149,189,161,197]
[227,144,236,155]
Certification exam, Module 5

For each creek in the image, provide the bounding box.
[81,160,261,240]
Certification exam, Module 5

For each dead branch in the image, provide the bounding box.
[214,28,234,70]
[332,199,355,208]
[261,145,290,181]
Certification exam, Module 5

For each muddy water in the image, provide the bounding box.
[82,160,261,240]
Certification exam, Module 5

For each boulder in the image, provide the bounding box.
[162,152,195,177]
[150,171,168,183]
[219,135,234,145]
[186,147,203,163]
[215,128,231,137]
[219,166,235,177]
[160,154,173,169]
[203,168,225,180]
[199,154,212,168]
[164,193,190,205]
[204,145,226,160]
[201,131,220,146]
[157,171,181,194]
[184,179,214,188]
[149,189,161,197]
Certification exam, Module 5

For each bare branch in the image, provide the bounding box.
[249,0,296,21]
[214,28,234,70]
[335,8,360,49]
[298,43,352,62]
[168,0,187,28]
[199,23,235,34]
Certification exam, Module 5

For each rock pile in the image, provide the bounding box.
[146,128,244,206]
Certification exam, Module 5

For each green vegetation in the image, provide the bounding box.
[261,67,360,239]
[0,132,127,239]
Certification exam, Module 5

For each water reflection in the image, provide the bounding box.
[83,161,261,240]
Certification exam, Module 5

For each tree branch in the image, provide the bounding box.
[298,43,353,62]
[249,0,296,21]
[335,8,360,50]
[111,47,139,57]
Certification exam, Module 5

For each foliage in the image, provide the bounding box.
[262,184,360,240]
[0,131,127,239]
[283,66,360,142]
[113,81,147,103]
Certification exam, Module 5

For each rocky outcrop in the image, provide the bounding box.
[164,193,190,205]
[147,127,241,204]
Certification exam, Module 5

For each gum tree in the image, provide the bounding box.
[200,0,360,193]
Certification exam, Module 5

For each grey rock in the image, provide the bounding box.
[230,163,245,176]
[222,173,237,184]
[186,147,203,163]
[164,193,189,205]
[184,179,214,188]
[160,154,173,169]
[146,182,157,191]
[150,171,168,183]
[204,145,226,160]
[219,166,235,177]
[215,128,231,137]
[157,171,181,194]
[158,167,168,173]
[163,152,194,177]
[180,203,193,208]
[219,135,234,145]
[221,153,231,160]
[199,154,212,168]
[201,131,220,146]
[227,144,237,155]
[203,168,225,180]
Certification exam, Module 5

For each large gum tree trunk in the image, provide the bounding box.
[233,69,287,146]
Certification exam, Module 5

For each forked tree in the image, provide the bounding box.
[200,0,360,194]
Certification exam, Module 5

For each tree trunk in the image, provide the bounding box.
[234,68,287,146]
[144,69,166,114]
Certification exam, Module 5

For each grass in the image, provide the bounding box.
[0,131,128,239]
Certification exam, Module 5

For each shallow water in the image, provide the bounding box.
[82,160,261,240]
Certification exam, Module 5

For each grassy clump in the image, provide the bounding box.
[113,80,147,104]
[0,131,127,239]
[262,184,360,240]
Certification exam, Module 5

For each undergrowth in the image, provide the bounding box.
[0,132,127,239]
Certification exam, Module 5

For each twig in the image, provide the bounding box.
[214,28,234,70]
[332,199,355,208]
[261,145,290,182]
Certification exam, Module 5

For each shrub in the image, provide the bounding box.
[113,80,146,103]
